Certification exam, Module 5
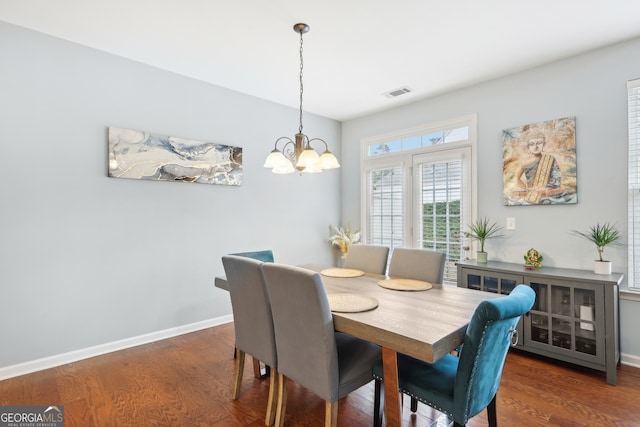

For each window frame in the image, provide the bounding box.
[627,78,640,291]
[360,114,478,282]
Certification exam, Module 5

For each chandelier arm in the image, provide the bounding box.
[280,140,296,163]
[306,137,329,151]
[273,136,294,149]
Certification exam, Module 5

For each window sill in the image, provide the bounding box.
[620,289,640,302]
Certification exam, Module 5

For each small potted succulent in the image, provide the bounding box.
[464,217,503,263]
[571,222,622,274]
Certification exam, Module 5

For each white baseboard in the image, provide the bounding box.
[0,315,233,381]
[3,316,637,382]
[621,353,640,369]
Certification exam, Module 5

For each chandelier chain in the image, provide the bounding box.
[263,22,339,174]
[298,29,304,134]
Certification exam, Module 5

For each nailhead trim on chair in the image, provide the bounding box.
[462,321,491,423]
[372,371,455,419]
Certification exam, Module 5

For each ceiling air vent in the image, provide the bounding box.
[384,86,413,98]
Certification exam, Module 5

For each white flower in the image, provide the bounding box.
[328,223,361,256]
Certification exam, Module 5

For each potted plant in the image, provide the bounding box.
[571,222,622,274]
[464,217,503,263]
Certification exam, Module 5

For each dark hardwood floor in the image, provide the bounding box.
[1,322,639,426]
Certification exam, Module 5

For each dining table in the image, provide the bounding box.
[215,264,500,427]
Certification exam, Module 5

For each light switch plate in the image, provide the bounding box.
[506,217,516,230]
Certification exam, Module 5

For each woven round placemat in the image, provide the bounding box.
[321,268,365,278]
[378,278,433,291]
[328,293,379,313]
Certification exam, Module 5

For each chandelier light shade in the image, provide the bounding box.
[264,23,340,175]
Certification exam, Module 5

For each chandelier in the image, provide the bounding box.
[263,23,340,175]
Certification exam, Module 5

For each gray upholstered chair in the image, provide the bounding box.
[261,263,382,427]
[373,285,535,427]
[229,249,274,377]
[221,255,278,426]
[343,244,389,275]
[387,247,446,283]
[387,248,447,411]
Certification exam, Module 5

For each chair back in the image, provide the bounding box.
[388,248,446,283]
[261,263,340,402]
[221,255,277,368]
[453,284,535,422]
[231,249,274,263]
[343,244,389,275]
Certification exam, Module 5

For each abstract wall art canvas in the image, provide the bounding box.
[502,116,577,206]
[108,127,242,186]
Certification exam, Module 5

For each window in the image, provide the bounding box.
[367,166,404,249]
[362,115,477,285]
[628,79,640,291]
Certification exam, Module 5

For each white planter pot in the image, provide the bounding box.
[476,251,488,263]
[594,260,612,275]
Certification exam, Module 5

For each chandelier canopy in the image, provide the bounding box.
[263,23,340,175]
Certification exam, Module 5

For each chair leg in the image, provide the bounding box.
[265,367,279,426]
[232,349,246,399]
[487,394,497,427]
[373,379,384,427]
[325,401,338,427]
[410,396,418,412]
[274,373,287,427]
[252,357,261,378]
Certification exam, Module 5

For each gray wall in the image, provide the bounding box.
[342,36,640,359]
[0,21,341,369]
[3,18,639,370]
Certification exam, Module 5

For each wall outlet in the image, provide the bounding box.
[506,217,516,230]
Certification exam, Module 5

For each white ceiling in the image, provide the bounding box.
[3,0,640,121]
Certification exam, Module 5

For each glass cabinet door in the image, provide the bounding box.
[529,282,549,345]
[574,288,597,356]
[460,268,522,294]
[524,278,604,364]
[500,278,518,295]
[467,273,481,290]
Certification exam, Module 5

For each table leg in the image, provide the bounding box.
[382,347,402,427]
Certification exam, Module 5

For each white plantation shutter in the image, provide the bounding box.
[417,159,462,284]
[628,79,640,290]
[414,149,470,285]
[366,166,404,249]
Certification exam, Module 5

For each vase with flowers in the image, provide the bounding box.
[329,223,361,266]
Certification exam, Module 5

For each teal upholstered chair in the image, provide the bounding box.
[373,284,535,427]
[222,255,278,426]
[231,249,275,263]
[261,263,382,427]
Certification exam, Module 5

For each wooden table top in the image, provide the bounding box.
[215,264,499,364]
